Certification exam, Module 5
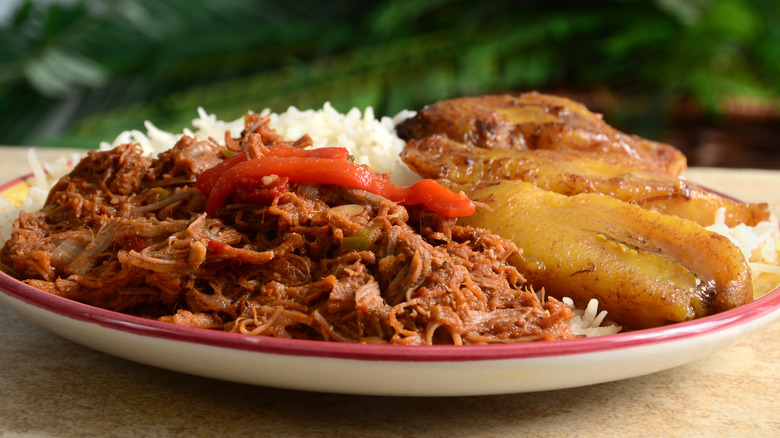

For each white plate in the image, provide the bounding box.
[2,175,780,397]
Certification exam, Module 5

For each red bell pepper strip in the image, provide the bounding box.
[231,175,290,205]
[202,156,475,218]
[197,152,247,196]
[196,145,350,196]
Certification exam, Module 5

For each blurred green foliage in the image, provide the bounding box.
[0,0,778,148]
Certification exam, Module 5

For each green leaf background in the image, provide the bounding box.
[0,0,778,151]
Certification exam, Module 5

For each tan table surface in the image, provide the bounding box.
[0,147,778,437]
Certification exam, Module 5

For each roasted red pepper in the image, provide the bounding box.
[199,153,475,218]
[196,145,350,196]
[231,175,290,205]
[196,152,247,196]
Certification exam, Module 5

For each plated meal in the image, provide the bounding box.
[1,92,779,347]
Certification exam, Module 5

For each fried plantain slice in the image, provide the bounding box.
[401,134,770,227]
[458,180,753,329]
[397,92,687,175]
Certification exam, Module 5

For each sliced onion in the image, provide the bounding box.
[119,250,184,273]
[67,221,128,275]
[51,238,88,266]
[329,204,364,216]
[131,191,191,214]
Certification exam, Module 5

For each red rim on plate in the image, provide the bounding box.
[2,174,780,363]
[3,262,780,363]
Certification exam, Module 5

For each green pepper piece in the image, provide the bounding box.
[340,226,381,253]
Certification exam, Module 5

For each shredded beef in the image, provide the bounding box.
[1,115,573,344]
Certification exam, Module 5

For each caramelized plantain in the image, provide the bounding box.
[401,134,770,227]
[397,92,687,175]
[458,181,753,329]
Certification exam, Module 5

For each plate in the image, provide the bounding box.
[2,174,780,397]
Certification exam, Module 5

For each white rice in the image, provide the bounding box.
[706,208,780,275]
[2,104,779,337]
[563,297,621,337]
